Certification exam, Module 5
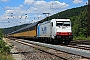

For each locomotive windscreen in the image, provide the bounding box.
[56,21,70,27]
[56,22,63,26]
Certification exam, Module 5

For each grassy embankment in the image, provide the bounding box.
[0,29,14,60]
[73,36,90,40]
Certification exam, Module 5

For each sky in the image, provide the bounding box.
[0,0,88,28]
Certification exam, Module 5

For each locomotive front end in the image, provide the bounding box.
[53,19,73,44]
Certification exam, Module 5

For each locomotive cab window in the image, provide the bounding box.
[56,21,70,27]
[56,22,63,27]
[63,22,70,26]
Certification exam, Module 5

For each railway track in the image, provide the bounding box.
[70,40,90,45]
[67,44,90,51]
[8,38,90,60]
[66,40,90,51]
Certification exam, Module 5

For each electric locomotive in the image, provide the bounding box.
[8,19,73,44]
[37,19,73,44]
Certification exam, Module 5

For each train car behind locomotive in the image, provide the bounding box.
[37,19,73,44]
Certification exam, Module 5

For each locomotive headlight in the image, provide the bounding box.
[68,32,70,34]
[68,32,72,35]
[57,32,59,34]
[56,32,60,35]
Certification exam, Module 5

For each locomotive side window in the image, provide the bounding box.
[51,22,53,27]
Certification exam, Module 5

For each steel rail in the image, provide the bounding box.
[19,39,90,58]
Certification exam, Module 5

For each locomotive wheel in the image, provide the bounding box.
[63,39,71,45]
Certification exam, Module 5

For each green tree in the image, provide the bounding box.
[77,8,88,37]
[0,29,4,39]
[70,7,88,38]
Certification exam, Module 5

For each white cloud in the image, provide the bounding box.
[23,0,45,5]
[5,6,26,15]
[6,1,68,19]
[1,0,9,2]
[24,0,34,5]
[0,0,69,28]
[19,4,24,7]
[73,0,83,4]
[9,0,68,17]
[23,1,69,14]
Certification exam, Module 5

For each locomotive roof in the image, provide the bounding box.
[10,21,40,34]
[52,19,70,21]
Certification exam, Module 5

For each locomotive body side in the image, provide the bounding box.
[37,20,52,38]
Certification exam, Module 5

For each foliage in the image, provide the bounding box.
[0,40,10,53]
[0,29,4,39]
[73,36,86,40]
[70,7,88,38]
[0,52,14,60]
[0,29,10,53]
[85,36,90,40]
[0,29,14,60]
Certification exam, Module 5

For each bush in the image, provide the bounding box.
[0,29,4,40]
[85,36,90,40]
[73,36,90,40]
[73,36,85,40]
[0,52,14,60]
[0,42,12,60]
[0,39,10,54]
[0,29,14,60]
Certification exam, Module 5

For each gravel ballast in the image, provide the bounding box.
[7,39,63,60]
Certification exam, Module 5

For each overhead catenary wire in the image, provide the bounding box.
[0,0,7,10]
[26,0,35,12]
[5,0,36,20]
[0,0,6,6]
[0,3,6,10]
[20,0,35,19]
